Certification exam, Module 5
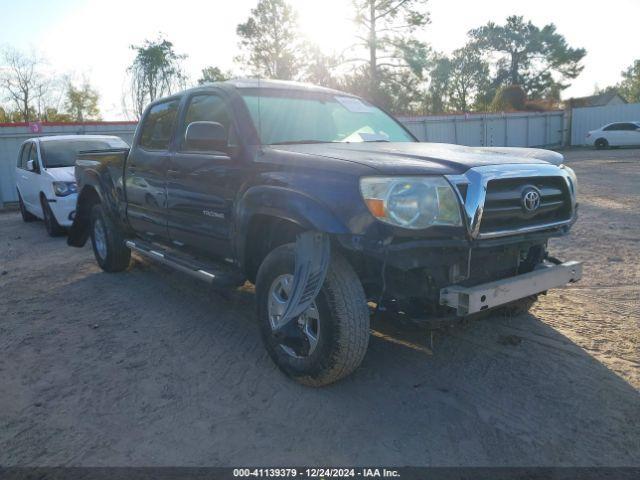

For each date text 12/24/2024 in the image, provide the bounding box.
[233,468,400,478]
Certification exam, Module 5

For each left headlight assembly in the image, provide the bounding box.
[52,181,78,197]
[359,176,462,229]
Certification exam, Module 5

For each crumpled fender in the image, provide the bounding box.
[67,167,124,247]
[236,185,351,233]
[272,231,331,334]
[234,185,350,265]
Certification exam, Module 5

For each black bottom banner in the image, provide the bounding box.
[1,468,639,480]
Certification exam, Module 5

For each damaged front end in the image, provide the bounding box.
[270,163,582,322]
[342,163,582,319]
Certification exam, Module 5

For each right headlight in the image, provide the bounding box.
[52,181,78,197]
[359,176,462,229]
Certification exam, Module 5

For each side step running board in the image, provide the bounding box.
[125,240,244,287]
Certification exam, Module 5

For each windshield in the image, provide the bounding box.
[240,89,415,145]
[40,138,128,168]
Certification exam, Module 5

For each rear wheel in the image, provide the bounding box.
[256,244,370,387]
[40,195,65,236]
[17,190,36,222]
[595,138,609,149]
[90,204,131,272]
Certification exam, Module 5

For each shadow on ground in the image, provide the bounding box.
[1,240,638,466]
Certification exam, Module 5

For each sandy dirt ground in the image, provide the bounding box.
[0,148,638,466]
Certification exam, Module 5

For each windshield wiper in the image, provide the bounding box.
[269,140,334,145]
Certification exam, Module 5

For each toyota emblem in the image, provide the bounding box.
[522,188,541,212]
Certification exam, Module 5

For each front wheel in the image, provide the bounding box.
[40,195,65,237]
[256,244,370,387]
[90,204,131,272]
[594,138,609,149]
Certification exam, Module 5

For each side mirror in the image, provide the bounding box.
[26,159,35,171]
[184,121,227,152]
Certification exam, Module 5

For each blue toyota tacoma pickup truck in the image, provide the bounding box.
[68,79,582,386]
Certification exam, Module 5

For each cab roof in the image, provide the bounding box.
[187,78,350,97]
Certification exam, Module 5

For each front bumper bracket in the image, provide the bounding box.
[440,261,582,316]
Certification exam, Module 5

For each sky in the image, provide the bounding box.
[1,0,638,119]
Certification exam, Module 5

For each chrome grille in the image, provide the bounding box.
[479,177,572,234]
[446,164,577,240]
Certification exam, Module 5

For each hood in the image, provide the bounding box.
[272,142,564,175]
[45,166,76,182]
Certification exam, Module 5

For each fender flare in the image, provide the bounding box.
[67,170,125,247]
[234,185,350,266]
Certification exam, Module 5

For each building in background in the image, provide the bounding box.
[567,92,628,108]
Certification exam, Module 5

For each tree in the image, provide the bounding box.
[0,47,50,121]
[302,46,341,88]
[490,84,526,111]
[0,106,21,122]
[42,107,73,122]
[617,60,640,103]
[593,84,619,96]
[64,80,101,121]
[469,15,586,99]
[127,36,187,118]
[423,53,451,113]
[444,46,489,112]
[236,0,305,80]
[347,0,431,110]
[340,66,426,114]
[424,46,489,113]
[451,47,489,111]
[197,66,232,85]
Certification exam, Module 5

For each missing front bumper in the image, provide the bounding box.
[439,261,582,316]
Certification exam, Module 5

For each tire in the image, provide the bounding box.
[17,190,36,222]
[90,204,131,272]
[40,195,65,237]
[595,138,609,149]
[256,243,370,387]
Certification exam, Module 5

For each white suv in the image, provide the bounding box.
[15,135,129,236]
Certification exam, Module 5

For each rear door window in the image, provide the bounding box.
[139,99,180,150]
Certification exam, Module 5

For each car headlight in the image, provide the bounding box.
[52,181,77,197]
[561,165,578,196]
[360,176,462,229]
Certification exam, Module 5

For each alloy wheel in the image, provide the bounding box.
[267,273,320,358]
[93,217,108,260]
